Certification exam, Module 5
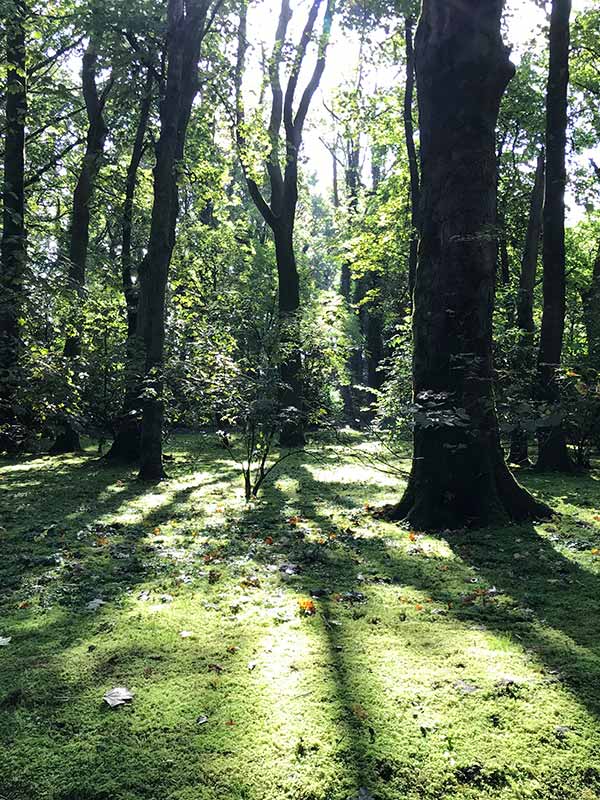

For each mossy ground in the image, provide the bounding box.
[1,433,600,800]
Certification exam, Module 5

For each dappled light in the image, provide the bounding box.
[2,435,600,799]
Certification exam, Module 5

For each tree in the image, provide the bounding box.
[49,34,111,454]
[105,68,154,463]
[138,0,223,481]
[535,0,576,472]
[403,13,419,300]
[508,149,545,465]
[0,0,27,450]
[388,0,551,528]
[236,0,335,447]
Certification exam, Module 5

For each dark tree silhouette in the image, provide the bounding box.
[387,0,551,528]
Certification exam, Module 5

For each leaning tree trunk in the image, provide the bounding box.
[535,0,575,473]
[50,40,109,455]
[105,72,153,464]
[508,149,545,466]
[0,0,27,452]
[389,0,551,529]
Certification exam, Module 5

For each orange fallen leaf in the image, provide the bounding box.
[152,527,161,535]
[298,598,316,616]
[415,604,424,611]
[264,536,273,545]
[592,548,600,556]
[95,536,109,546]
[408,532,417,542]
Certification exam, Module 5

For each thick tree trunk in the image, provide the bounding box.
[105,74,153,464]
[50,40,109,455]
[0,0,27,451]
[535,0,575,473]
[389,0,551,529]
[508,150,545,466]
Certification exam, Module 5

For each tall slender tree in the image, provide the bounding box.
[387,0,550,528]
[535,0,576,472]
[403,13,420,301]
[49,35,111,454]
[138,0,223,481]
[236,0,335,447]
[508,149,545,466]
[105,68,154,463]
[0,0,27,451]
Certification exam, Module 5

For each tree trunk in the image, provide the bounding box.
[404,15,420,302]
[274,221,306,446]
[535,0,575,473]
[582,244,600,372]
[508,149,545,465]
[389,0,551,529]
[50,39,109,455]
[365,153,385,393]
[0,0,27,452]
[138,0,214,480]
[105,73,153,464]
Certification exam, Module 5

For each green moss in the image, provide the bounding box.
[1,435,600,799]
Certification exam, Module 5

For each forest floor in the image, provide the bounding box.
[1,433,600,800]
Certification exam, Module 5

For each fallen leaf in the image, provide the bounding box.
[241,576,261,588]
[0,636,11,646]
[103,687,134,707]
[264,536,274,545]
[196,715,209,725]
[179,630,193,638]
[298,598,316,616]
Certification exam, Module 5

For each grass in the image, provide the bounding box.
[1,432,600,800]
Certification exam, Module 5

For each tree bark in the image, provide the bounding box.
[105,71,153,464]
[508,149,545,465]
[50,38,110,455]
[138,0,218,480]
[389,0,551,529]
[582,243,600,373]
[535,0,576,473]
[0,0,27,451]
[236,0,334,447]
[404,15,420,302]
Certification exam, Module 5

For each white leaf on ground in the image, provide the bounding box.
[247,661,257,671]
[103,687,134,707]
[196,715,209,725]
[179,630,193,638]
[0,636,11,646]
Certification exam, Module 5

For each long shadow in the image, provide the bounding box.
[238,451,600,795]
